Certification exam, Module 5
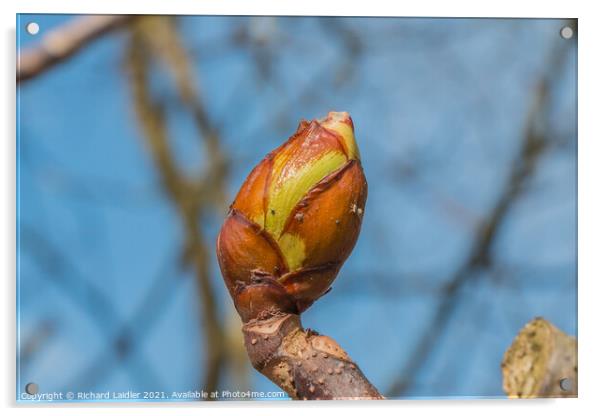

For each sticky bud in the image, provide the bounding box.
[216,111,368,322]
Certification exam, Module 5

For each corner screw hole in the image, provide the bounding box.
[560,26,574,40]
[559,378,572,391]
[26,22,40,35]
[25,382,39,395]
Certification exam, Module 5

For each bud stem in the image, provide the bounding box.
[242,314,383,400]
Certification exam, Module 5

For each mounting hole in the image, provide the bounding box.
[560,26,574,40]
[559,377,573,391]
[25,382,39,395]
[26,22,40,35]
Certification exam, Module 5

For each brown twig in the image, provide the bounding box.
[502,317,577,398]
[131,17,229,211]
[125,17,226,395]
[17,15,133,83]
[242,314,382,400]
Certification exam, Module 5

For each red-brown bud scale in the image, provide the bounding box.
[216,111,367,322]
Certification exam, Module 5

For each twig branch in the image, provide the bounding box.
[242,314,382,400]
[502,317,577,398]
[17,15,133,83]
[125,17,226,395]
[131,17,229,210]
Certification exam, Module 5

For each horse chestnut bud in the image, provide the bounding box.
[216,111,367,322]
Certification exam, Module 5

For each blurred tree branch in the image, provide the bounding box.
[19,320,55,370]
[21,224,162,389]
[133,17,229,211]
[64,249,184,392]
[125,16,228,396]
[21,224,122,334]
[19,14,239,394]
[319,18,362,87]
[387,37,573,397]
[17,15,133,83]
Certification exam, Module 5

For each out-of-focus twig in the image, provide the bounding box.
[125,16,228,396]
[133,17,229,211]
[17,15,133,83]
[19,320,55,370]
[502,317,577,398]
[387,38,573,397]
[21,224,161,389]
[21,224,121,332]
[63,248,181,392]
[319,18,363,87]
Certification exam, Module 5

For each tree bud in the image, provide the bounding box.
[216,111,367,322]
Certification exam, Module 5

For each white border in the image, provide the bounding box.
[5,0,585,17]
[3,1,601,415]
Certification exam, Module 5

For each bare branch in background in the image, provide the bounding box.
[21,224,122,332]
[319,18,363,87]
[134,17,229,211]
[19,320,55,370]
[386,39,573,397]
[502,317,577,398]
[125,16,228,396]
[17,15,133,83]
[21,224,162,390]
[64,249,181,391]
